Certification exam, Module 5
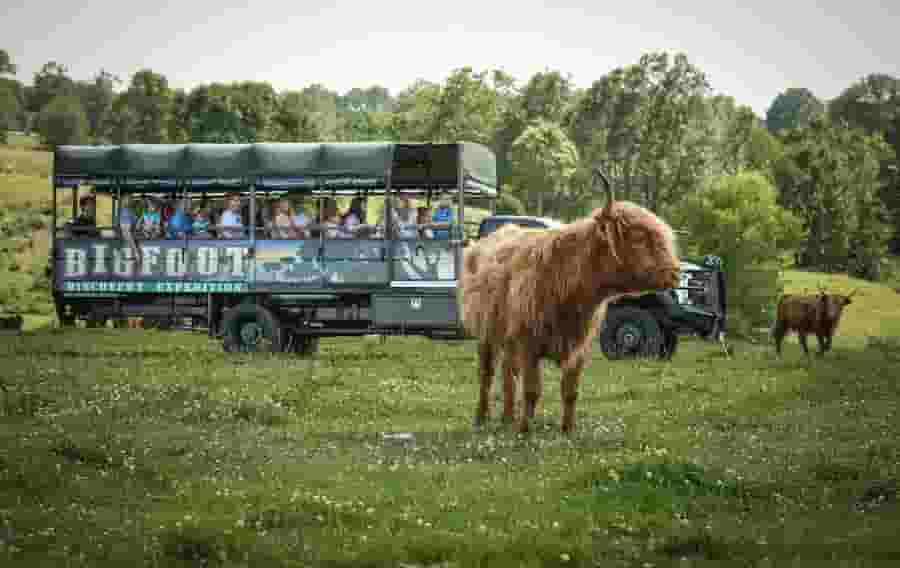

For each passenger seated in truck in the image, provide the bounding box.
[318,198,342,239]
[417,206,434,239]
[136,198,163,239]
[67,194,100,238]
[191,203,212,239]
[117,195,140,252]
[269,198,301,239]
[166,198,194,240]
[218,193,245,239]
[291,196,311,238]
[430,196,456,239]
[338,196,370,238]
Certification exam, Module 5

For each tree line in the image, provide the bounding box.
[2,48,898,284]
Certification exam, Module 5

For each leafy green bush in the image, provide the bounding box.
[35,94,89,148]
[495,192,525,215]
[671,171,804,336]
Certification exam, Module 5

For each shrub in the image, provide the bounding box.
[495,192,526,215]
[671,171,804,337]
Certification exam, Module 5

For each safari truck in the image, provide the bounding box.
[50,142,499,354]
[475,215,728,361]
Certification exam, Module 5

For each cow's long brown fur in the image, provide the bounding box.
[773,290,856,357]
[459,200,681,434]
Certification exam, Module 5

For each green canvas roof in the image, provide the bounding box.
[54,142,498,194]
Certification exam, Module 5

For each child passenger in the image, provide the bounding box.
[416,206,434,239]
[192,203,212,239]
[137,198,163,239]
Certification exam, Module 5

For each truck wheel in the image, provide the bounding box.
[222,304,283,353]
[599,306,664,360]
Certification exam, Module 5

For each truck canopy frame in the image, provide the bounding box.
[53,142,498,196]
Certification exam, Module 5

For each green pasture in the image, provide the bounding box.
[1,271,899,567]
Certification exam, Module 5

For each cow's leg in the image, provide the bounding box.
[799,333,810,357]
[773,320,786,357]
[518,350,542,434]
[816,334,827,357]
[473,341,496,429]
[560,354,586,434]
[501,352,517,423]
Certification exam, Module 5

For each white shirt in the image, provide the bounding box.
[220,210,243,226]
[394,207,418,239]
[219,209,244,238]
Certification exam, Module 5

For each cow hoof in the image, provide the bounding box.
[472,416,485,431]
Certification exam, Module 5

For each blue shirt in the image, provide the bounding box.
[431,206,455,239]
[119,207,136,226]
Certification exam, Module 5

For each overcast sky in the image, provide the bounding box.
[3,0,897,117]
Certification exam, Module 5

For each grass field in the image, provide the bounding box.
[1,271,899,567]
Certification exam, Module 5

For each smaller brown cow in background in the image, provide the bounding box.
[773,288,857,357]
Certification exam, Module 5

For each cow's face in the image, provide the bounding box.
[594,202,681,291]
[820,291,855,322]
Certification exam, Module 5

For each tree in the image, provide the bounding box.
[272,89,338,142]
[339,85,395,141]
[35,95,89,147]
[29,61,75,113]
[125,69,171,143]
[765,87,825,135]
[0,49,15,75]
[0,85,20,143]
[339,85,394,113]
[392,68,512,146]
[190,99,253,143]
[182,84,249,143]
[565,52,711,211]
[671,171,803,336]
[167,89,190,143]
[828,73,900,248]
[78,70,119,141]
[511,119,579,217]
[775,115,892,276]
[495,192,526,215]
[230,81,279,140]
[104,93,138,144]
[495,69,569,192]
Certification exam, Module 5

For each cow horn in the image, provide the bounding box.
[594,168,614,214]
[847,288,858,298]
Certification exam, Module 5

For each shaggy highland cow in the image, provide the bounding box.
[773,288,857,357]
[458,172,681,434]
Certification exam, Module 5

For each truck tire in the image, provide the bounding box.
[599,306,664,360]
[222,304,283,353]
